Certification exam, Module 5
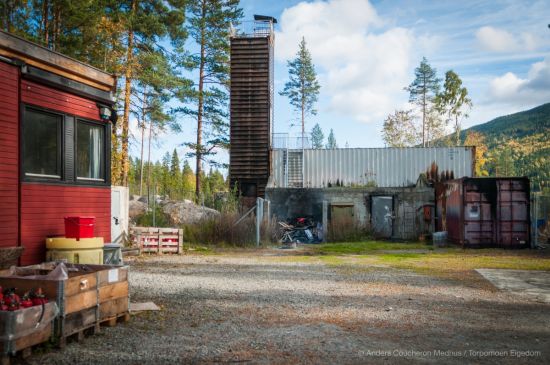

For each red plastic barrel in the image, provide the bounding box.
[64,216,95,240]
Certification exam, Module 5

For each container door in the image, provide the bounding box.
[372,196,393,238]
[463,186,493,245]
[497,180,529,246]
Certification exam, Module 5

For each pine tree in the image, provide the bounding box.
[0,0,31,35]
[181,160,195,199]
[280,37,321,147]
[326,129,337,149]
[160,151,171,197]
[310,123,324,149]
[177,0,243,202]
[435,70,472,146]
[117,0,187,187]
[405,57,441,147]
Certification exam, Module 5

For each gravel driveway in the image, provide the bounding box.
[28,252,550,364]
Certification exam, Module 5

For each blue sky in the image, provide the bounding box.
[132,0,550,168]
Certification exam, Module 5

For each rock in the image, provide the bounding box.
[163,200,220,225]
[130,195,141,201]
[129,199,148,220]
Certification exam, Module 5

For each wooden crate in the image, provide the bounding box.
[131,227,182,254]
[0,302,57,365]
[0,267,99,345]
[97,266,130,323]
[0,263,130,346]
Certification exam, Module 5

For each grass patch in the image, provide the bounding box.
[319,255,347,266]
[283,241,550,278]
[181,244,219,255]
[312,241,430,255]
[378,253,423,261]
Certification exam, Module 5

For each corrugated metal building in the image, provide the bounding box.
[270,147,475,188]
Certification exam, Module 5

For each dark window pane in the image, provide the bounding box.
[77,122,104,180]
[23,109,61,177]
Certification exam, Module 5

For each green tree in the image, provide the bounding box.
[169,148,181,196]
[160,151,171,196]
[0,0,31,35]
[382,110,418,147]
[117,0,187,187]
[464,131,489,177]
[310,123,324,149]
[280,37,321,147]
[405,57,441,147]
[435,70,472,146]
[181,160,195,199]
[326,129,337,149]
[177,0,243,202]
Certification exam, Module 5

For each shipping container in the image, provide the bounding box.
[270,147,475,188]
[437,177,530,248]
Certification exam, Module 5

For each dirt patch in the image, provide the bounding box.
[26,253,550,364]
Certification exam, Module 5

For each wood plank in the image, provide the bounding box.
[64,273,97,297]
[99,281,128,303]
[99,297,129,320]
[65,290,97,314]
[0,322,52,356]
[0,31,115,89]
[97,267,128,286]
[62,306,98,336]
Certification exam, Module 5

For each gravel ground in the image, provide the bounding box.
[26,252,550,364]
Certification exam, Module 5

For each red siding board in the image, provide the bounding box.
[21,80,103,121]
[0,61,19,249]
[20,184,111,265]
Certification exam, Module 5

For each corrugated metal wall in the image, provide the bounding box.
[270,147,474,188]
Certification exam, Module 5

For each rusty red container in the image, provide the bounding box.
[64,216,95,240]
[437,177,530,248]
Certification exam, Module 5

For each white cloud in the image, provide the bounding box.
[488,57,550,105]
[275,0,434,123]
[475,26,540,53]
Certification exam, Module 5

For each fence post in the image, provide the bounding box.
[256,197,264,247]
[533,192,538,249]
[322,200,328,242]
[265,200,271,224]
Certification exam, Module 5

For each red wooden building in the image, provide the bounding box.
[0,31,116,265]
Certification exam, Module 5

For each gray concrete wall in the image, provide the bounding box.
[265,187,434,240]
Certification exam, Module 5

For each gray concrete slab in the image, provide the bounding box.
[476,269,550,303]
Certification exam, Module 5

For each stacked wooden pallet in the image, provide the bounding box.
[131,227,183,254]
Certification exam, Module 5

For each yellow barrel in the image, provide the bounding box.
[46,237,104,264]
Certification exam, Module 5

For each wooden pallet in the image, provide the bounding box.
[57,321,100,349]
[131,227,183,254]
[99,312,131,327]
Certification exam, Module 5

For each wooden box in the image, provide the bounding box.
[0,263,129,343]
[0,302,57,363]
[97,266,129,321]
